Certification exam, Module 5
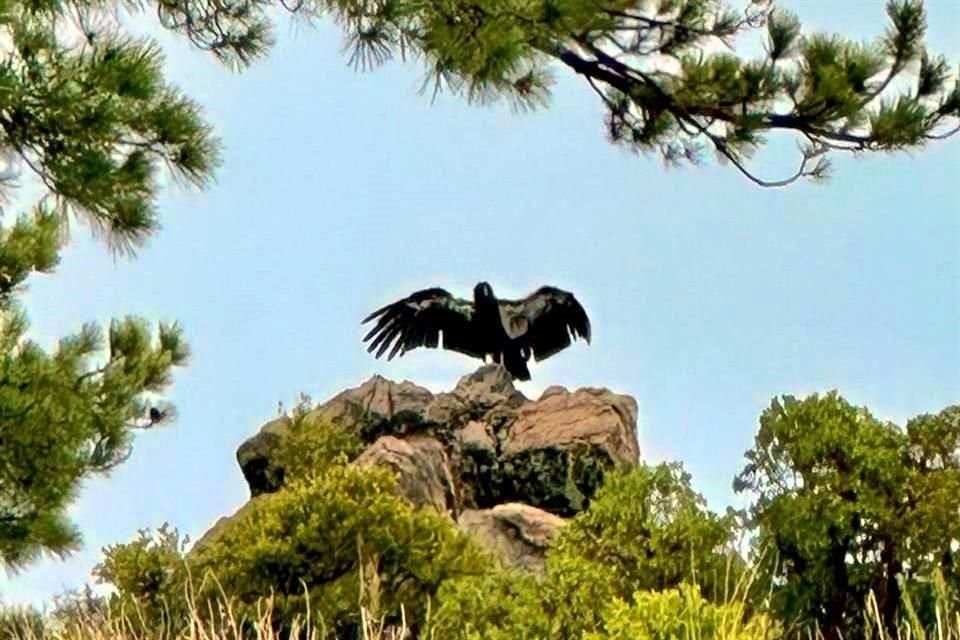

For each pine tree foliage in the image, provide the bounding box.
[154,0,958,186]
[0,300,190,570]
[0,0,217,570]
[1,0,220,252]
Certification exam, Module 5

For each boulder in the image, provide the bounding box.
[425,364,527,426]
[236,377,436,497]
[457,503,567,572]
[449,364,528,412]
[499,386,639,516]
[504,386,639,462]
[456,419,497,454]
[236,417,291,496]
[308,375,434,427]
[354,435,457,512]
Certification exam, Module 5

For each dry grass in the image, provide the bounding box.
[4,571,957,640]
[5,578,410,640]
[858,580,960,640]
[8,591,958,640]
[7,600,410,640]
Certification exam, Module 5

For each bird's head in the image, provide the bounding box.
[473,281,495,302]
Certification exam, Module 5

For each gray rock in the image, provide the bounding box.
[309,375,434,427]
[450,364,528,412]
[236,417,291,496]
[457,503,567,572]
[456,419,497,454]
[498,386,640,516]
[354,435,457,513]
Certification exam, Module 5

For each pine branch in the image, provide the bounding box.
[103,0,960,189]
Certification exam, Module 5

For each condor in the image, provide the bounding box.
[361,282,591,381]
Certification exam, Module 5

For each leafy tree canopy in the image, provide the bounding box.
[1,0,219,252]
[735,393,960,638]
[0,309,190,569]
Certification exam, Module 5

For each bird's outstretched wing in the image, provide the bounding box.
[498,286,591,361]
[361,288,482,360]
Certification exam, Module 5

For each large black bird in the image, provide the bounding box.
[361,282,591,381]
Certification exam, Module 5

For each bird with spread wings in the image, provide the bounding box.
[361,282,591,381]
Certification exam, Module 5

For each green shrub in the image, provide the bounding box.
[551,462,744,603]
[93,523,190,635]
[428,569,550,639]
[584,584,780,640]
[93,422,489,640]
[189,463,489,638]
[273,398,364,483]
[430,560,775,640]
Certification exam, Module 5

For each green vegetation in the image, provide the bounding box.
[273,396,366,482]
[3,396,958,639]
[2,0,958,638]
[2,0,958,584]
[735,395,960,638]
[189,463,487,637]
[428,463,747,639]
[0,0,219,568]
[151,0,958,186]
[63,407,489,638]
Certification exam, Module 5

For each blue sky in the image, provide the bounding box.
[2,0,958,607]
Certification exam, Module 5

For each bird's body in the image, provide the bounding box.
[361,282,591,380]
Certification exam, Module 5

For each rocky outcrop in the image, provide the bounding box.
[504,386,639,461]
[223,364,639,571]
[236,417,291,496]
